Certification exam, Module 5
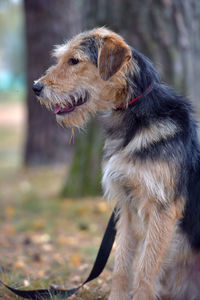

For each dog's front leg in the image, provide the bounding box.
[109,204,136,300]
[133,203,178,300]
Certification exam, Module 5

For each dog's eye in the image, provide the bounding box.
[68,58,79,65]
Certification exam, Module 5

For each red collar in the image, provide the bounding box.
[115,84,152,110]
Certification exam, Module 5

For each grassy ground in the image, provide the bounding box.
[0,96,113,299]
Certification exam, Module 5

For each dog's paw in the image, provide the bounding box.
[109,274,131,300]
[109,291,131,300]
[132,285,154,300]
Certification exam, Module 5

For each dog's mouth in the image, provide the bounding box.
[53,92,89,115]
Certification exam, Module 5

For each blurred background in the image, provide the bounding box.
[0,0,200,298]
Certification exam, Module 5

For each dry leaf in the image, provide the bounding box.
[70,253,81,266]
[4,205,15,218]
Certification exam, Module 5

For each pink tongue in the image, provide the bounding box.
[54,104,61,114]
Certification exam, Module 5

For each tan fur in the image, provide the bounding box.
[35,28,196,300]
[124,119,180,153]
[98,35,131,80]
[109,204,137,300]
[133,203,177,300]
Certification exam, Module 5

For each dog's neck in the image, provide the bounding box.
[103,81,159,148]
[102,48,164,147]
[115,83,154,111]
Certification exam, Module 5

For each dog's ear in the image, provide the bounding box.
[98,37,131,81]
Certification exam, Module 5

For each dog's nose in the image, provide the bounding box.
[32,82,43,96]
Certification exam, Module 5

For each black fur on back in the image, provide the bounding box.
[104,47,200,251]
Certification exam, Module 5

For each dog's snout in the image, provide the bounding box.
[32,82,43,96]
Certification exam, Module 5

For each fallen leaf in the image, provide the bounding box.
[70,253,81,266]
[33,220,45,230]
[4,205,15,218]
[95,202,108,214]
[14,260,25,269]
[4,225,16,235]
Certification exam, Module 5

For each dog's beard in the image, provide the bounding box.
[37,89,98,129]
[37,85,117,129]
[56,105,93,128]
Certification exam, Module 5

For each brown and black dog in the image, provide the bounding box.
[33,28,200,300]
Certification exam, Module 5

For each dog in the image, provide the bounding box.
[33,28,200,300]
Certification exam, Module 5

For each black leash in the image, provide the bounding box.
[0,207,118,299]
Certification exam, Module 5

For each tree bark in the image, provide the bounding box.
[24,0,82,165]
[61,121,103,197]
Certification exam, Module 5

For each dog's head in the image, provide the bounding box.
[33,28,137,128]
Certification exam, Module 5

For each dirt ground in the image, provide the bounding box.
[0,100,114,299]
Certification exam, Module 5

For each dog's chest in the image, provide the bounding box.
[102,138,137,202]
[102,143,153,237]
[102,138,171,207]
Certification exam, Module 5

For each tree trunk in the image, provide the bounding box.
[61,121,103,197]
[24,0,82,165]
